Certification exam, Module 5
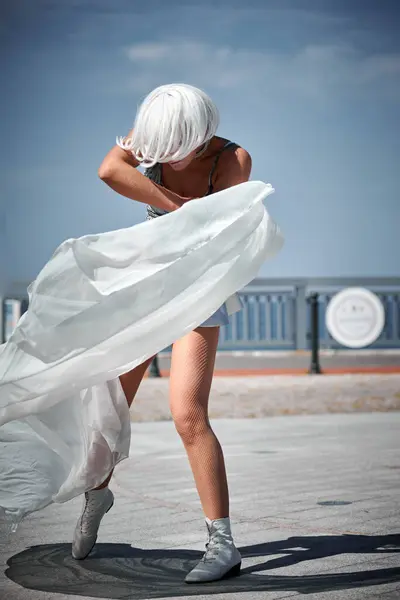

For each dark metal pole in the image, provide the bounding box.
[309,293,323,374]
[148,354,162,378]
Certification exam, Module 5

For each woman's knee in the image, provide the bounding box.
[172,407,210,445]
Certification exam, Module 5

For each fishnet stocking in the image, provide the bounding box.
[169,327,229,520]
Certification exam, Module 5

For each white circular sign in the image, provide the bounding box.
[326,287,385,348]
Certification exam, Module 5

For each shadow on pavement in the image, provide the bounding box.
[5,534,400,598]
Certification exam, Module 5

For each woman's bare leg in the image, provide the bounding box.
[94,357,154,489]
[169,327,241,583]
[169,327,229,519]
[72,356,154,560]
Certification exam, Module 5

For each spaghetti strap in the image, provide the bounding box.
[207,141,237,195]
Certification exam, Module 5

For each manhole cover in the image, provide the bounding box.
[317,501,353,506]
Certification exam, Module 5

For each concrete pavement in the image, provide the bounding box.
[131,374,400,421]
[1,412,399,600]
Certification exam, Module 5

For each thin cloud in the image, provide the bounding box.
[123,39,400,102]
[126,43,173,61]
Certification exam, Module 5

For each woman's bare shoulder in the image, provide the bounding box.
[211,142,252,192]
[99,129,140,178]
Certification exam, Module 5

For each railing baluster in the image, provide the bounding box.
[242,296,249,342]
[276,295,283,341]
[253,294,260,341]
[265,294,272,341]
[394,295,400,340]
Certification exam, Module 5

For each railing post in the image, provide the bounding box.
[148,354,162,378]
[295,284,307,350]
[309,293,323,374]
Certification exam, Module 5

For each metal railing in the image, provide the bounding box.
[220,286,296,350]
[219,277,400,350]
[2,277,400,349]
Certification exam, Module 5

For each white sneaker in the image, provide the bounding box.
[185,517,242,583]
[72,488,114,560]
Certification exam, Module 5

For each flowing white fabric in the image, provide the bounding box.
[0,180,283,528]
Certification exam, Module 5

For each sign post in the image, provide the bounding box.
[309,294,323,374]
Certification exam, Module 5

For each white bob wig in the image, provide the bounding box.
[116,83,220,168]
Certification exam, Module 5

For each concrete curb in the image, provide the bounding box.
[148,365,400,377]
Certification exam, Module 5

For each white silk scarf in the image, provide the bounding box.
[0,180,284,527]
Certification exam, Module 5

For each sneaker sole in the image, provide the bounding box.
[72,499,114,561]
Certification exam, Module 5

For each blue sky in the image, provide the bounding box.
[1,0,400,290]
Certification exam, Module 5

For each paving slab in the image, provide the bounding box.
[1,413,399,600]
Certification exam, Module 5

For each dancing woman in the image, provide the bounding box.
[72,83,251,583]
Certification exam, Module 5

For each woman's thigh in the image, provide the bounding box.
[169,326,219,427]
[119,356,154,407]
